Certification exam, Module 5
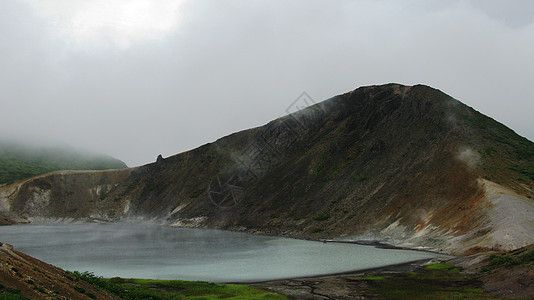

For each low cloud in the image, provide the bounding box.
[0,0,533,166]
[21,0,190,48]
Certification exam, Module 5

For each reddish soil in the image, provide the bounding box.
[0,242,117,299]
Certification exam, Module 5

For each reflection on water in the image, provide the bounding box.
[0,223,442,282]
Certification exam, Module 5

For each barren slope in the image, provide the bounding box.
[0,242,118,299]
[1,84,533,255]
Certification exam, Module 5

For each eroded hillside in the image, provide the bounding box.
[1,84,533,255]
[0,242,118,299]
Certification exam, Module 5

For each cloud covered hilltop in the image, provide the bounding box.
[0,140,127,186]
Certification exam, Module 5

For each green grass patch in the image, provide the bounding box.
[490,254,520,267]
[5,289,20,295]
[520,250,534,262]
[424,263,455,270]
[189,188,205,199]
[0,293,29,300]
[509,166,534,181]
[71,271,287,300]
[32,286,46,294]
[315,165,325,174]
[313,215,330,221]
[354,176,368,182]
[489,250,534,268]
[367,263,494,299]
[327,168,343,180]
[362,275,391,281]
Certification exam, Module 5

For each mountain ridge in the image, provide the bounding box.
[1,84,533,255]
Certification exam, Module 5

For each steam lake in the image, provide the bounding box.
[0,223,443,282]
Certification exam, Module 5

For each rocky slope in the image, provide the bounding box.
[1,84,533,255]
[0,169,133,224]
[0,242,118,299]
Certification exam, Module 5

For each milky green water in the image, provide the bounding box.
[0,223,442,282]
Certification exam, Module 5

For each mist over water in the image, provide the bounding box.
[0,223,443,282]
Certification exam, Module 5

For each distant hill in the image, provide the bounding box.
[0,140,127,185]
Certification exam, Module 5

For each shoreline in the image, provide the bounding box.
[230,257,438,285]
[324,239,445,255]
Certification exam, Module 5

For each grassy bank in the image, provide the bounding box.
[0,293,29,300]
[364,263,495,299]
[71,271,287,300]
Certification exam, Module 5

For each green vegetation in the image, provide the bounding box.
[510,166,534,181]
[71,271,287,300]
[189,188,205,198]
[465,111,496,130]
[0,140,127,184]
[366,263,494,299]
[73,286,86,294]
[457,107,534,185]
[489,255,519,267]
[5,289,20,295]
[354,176,368,182]
[10,267,22,278]
[362,275,391,281]
[0,285,27,300]
[32,287,45,294]
[0,293,28,300]
[423,263,455,270]
[313,215,330,221]
[489,250,534,267]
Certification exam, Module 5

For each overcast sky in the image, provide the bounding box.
[1,0,533,167]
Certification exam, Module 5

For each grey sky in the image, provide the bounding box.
[1,0,533,167]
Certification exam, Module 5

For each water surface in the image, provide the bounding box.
[0,223,442,282]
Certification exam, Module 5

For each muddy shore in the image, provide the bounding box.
[251,258,441,299]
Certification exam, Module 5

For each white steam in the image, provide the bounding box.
[456,147,481,168]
